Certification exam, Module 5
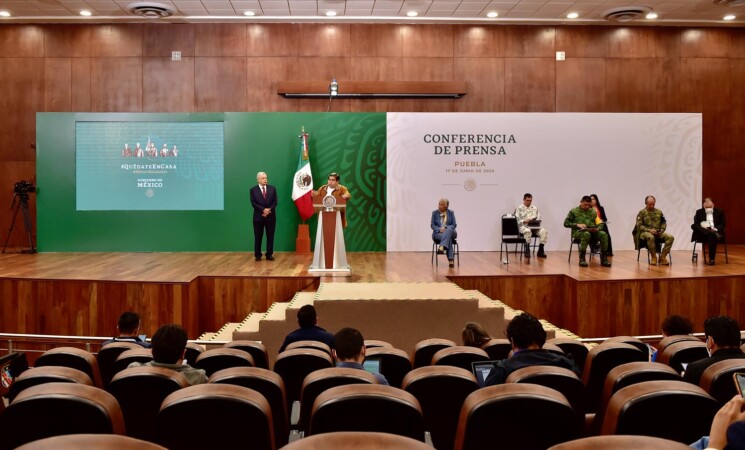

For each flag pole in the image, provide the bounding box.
[295,126,312,254]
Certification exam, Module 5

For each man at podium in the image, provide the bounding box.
[313,172,351,227]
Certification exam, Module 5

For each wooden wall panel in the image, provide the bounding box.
[349,57,406,112]
[454,57,504,112]
[143,24,195,57]
[89,25,142,57]
[0,58,44,160]
[246,57,297,112]
[90,57,143,112]
[0,25,44,57]
[247,24,296,57]
[605,59,661,113]
[44,25,92,57]
[453,25,505,58]
[351,25,403,57]
[297,24,351,57]
[555,26,607,58]
[71,58,92,111]
[503,26,555,58]
[142,57,195,112]
[556,58,605,112]
[681,28,737,59]
[504,58,555,112]
[44,58,72,112]
[195,24,247,57]
[606,27,680,59]
[402,24,454,58]
[194,57,247,112]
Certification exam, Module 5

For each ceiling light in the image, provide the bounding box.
[0,10,10,16]
[646,12,658,19]
[486,11,498,18]
[80,10,92,16]
[407,11,418,17]
[325,11,336,16]
[566,12,578,19]
[244,10,254,16]
[723,14,736,20]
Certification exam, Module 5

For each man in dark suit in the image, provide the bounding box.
[683,315,745,386]
[691,197,725,265]
[250,171,277,261]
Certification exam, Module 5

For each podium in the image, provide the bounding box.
[309,194,351,275]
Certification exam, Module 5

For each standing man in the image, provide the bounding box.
[314,172,351,227]
[250,172,277,261]
[515,193,548,258]
[635,195,674,265]
[564,196,611,268]
[691,197,725,265]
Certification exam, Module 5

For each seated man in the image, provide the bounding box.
[279,305,335,353]
[683,315,745,386]
[515,193,547,258]
[332,327,388,385]
[431,198,457,268]
[102,311,151,348]
[691,197,726,265]
[128,324,207,385]
[634,195,674,265]
[484,313,579,386]
[564,195,611,268]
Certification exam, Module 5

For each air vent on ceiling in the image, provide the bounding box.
[602,6,651,22]
[713,0,745,6]
[127,2,176,18]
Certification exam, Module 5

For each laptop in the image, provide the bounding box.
[363,357,383,375]
[527,219,542,227]
[471,360,498,388]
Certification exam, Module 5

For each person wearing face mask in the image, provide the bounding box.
[683,316,745,386]
[692,197,726,265]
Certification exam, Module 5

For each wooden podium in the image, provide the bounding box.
[309,194,351,275]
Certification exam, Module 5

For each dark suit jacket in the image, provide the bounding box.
[431,209,457,238]
[691,207,725,241]
[250,184,277,222]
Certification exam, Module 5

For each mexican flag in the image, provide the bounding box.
[292,129,314,221]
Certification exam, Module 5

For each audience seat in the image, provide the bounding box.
[454,383,581,450]
[365,347,412,389]
[34,347,103,388]
[299,367,379,432]
[658,340,709,374]
[224,340,269,369]
[96,342,141,388]
[6,366,92,403]
[280,431,432,450]
[107,366,189,441]
[506,365,587,415]
[480,339,511,360]
[600,380,719,444]
[699,359,745,404]
[209,367,289,447]
[156,384,274,450]
[0,382,125,450]
[113,348,153,373]
[656,335,701,356]
[401,365,479,450]
[15,434,167,450]
[546,338,589,375]
[603,336,650,357]
[286,340,332,355]
[309,384,425,441]
[194,347,254,376]
[412,338,456,369]
[273,348,334,411]
[365,340,393,349]
[582,342,647,413]
[184,342,204,365]
[548,435,693,450]
[431,346,489,371]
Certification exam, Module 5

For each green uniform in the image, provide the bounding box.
[564,206,609,254]
[634,207,674,254]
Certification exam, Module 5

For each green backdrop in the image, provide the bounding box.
[36,112,387,252]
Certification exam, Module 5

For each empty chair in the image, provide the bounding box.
[7,366,92,403]
[224,340,269,369]
[601,380,719,443]
[583,342,647,412]
[402,365,479,450]
[184,342,204,365]
[432,346,489,371]
[365,347,413,389]
[108,366,189,441]
[547,338,590,375]
[454,384,581,450]
[15,434,167,450]
[281,431,432,450]
[548,435,692,450]
[209,367,289,447]
[34,347,103,388]
[0,383,125,450]
[96,342,141,388]
[481,339,511,360]
[309,384,424,441]
[412,338,456,369]
[299,367,378,432]
[286,340,332,355]
[273,348,334,411]
[113,348,153,373]
[365,340,393,349]
[658,340,709,373]
[194,347,254,376]
[604,336,650,357]
[506,365,587,415]
[156,384,274,450]
[700,359,745,403]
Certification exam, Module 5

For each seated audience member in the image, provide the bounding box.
[590,194,613,256]
[651,314,694,362]
[515,193,548,259]
[563,195,611,268]
[102,312,151,348]
[634,195,674,265]
[128,324,207,385]
[462,322,492,348]
[683,316,745,386]
[332,327,389,386]
[690,395,745,450]
[691,197,726,265]
[278,305,335,353]
[484,313,580,386]
[431,198,458,268]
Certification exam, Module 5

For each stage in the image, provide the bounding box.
[0,248,742,340]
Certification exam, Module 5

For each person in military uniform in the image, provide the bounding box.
[564,195,611,268]
[515,193,548,258]
[634,195,674,265]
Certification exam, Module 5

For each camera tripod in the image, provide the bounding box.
[2,192,36,254]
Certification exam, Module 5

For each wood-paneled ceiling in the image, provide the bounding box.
[0,0,743,25]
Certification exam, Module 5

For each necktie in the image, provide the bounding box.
[262,186,266,199]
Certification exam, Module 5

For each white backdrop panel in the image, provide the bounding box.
[386,113,702,252]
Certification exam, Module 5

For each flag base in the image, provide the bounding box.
[295,224,311,254]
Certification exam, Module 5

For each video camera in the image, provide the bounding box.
[13,180,35,196]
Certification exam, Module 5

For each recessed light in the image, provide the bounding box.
[243,10,254,16]
[486,11,498,18]
[325,10,336,16]
[646,12,658,19]
[406,11,417,17]
[80,10,92,16]
[723,15,736,21]
[0,10,10,17]
[566,12,578,19]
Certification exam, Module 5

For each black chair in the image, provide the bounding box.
[365,347,412,389]
[500,215,526,264]
[431,239,459,266]
[691,233,728,263]
[634,227,672,264]
[568,231,599,262]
